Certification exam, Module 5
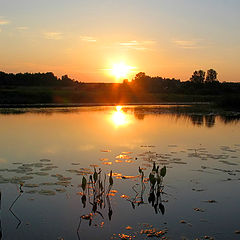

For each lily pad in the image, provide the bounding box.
[24,184,39,188]
[39,189,56,196]
[34,172,49,176]
[26,190,38,194]
[40,159,51,162]
[55,188,66,193]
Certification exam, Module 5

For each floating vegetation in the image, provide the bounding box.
[38,189,56,196]
[180,220,186,224]
[121,175,139,179]
[117,233,135,239]
[192,188,205,192]
[34,172,49,176]
[140,145,156,148]
[32,163,45,168]
[140,228,167,238]
[115,160,123,163]
[219,160,238,166]
[203,235,215,239]
[39,159,51,162]
[26,190,38,194]
[121,195,130,199]
[110,190,118,193]
[40,182,55,186]
[116,154,132,160]
[66,169,93,175]
[55,181,71,187]
[102,161,112,165]
[194,208,205,212]
[24,184,39,188]
[55,188,66,193]
[40,167,54,171]
[100,158,109,161]
[101,150,111,152]
[203,200,217,203]
[19,176,33,180]
[89,164,99,168]
[125,160,134,163]
[220,146,237,153]
[125,226,133,230]
[172,161,187,165]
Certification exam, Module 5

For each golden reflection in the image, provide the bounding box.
[111,106,132,127]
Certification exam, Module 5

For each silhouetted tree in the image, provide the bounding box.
[190,70,205,83]
[132,72,181,93]
[0,71,80,87]
[61,75,73,86]
[134,72,150,83]
[206,69,218,82]
[134,72,147,81]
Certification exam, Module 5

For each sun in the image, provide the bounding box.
[110,63,134,79]
[111,106,131,127]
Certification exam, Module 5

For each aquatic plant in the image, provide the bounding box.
[124,163,167,215]
[148,163,166,214]
[77,168,114,237]
[8,183,24,229]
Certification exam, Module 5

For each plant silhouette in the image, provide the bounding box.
[77,168,113,239]
[123,163,167,215]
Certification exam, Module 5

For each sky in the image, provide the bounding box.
[0,0,240,82]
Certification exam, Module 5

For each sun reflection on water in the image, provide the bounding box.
[111,106,131,127]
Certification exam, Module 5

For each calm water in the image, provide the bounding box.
[0,105,240,240]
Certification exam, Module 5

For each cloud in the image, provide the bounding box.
[172,39,203,49]
[16,26,28,31]
[44,32,63,40]
[0,19,10,32]
[0,20,9,25]
[119,40,156,51]
[80,36,97,42]
[120,40,138,46]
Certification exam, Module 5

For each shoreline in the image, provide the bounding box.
[0,102,211,109]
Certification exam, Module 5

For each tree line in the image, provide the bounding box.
[131,69,240,95]
[0,69,239,96]
[0,71,78,87]
[190,69,218,83]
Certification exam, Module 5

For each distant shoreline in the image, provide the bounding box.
[0,102,211,109]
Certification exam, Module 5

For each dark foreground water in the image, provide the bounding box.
[0,105,240,240]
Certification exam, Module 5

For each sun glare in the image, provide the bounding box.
[111,106,131,127]
[116,105,122,111]
[110,63,134,80]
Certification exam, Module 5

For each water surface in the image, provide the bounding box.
[0,105,240,240]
